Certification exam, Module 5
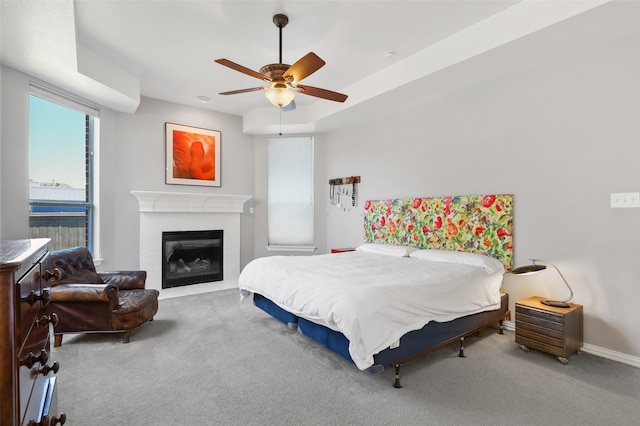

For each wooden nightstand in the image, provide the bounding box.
[330,248,355,253]
[515,296,583,364]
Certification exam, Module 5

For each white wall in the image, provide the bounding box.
[322,31,640,360]
[1,66,30,239]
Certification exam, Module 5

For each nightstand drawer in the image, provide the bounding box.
[515,305,563,324]
[516,315,564,340]
[515,312,564,333]
[515,326,564,347]
[516,335,567,358]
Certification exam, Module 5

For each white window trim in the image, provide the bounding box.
[267,136,315,248]
[28,82,101,259]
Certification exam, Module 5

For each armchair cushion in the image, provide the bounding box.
[49,247,103,284]
[99,270,147,290]
[50,283,118,310]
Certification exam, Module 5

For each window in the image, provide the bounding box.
[267,136,314,250]
[28,84,99,252]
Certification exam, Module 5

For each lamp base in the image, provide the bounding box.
[541,299,572,308]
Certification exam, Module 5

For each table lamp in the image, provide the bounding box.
[511,259,574,308]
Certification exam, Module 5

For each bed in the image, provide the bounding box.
[239,194,513,387]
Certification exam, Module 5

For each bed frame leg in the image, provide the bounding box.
[459,337,466,358]
[499,319,505,335]
[393,363,403,388]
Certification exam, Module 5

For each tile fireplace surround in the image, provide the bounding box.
[131,191,251,297]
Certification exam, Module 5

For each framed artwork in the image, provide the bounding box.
[165,122,221,187]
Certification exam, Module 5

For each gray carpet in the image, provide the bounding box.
[54,289,640,425]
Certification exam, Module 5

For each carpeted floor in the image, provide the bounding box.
[53,289,640,425]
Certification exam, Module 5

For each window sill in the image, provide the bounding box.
[266,245,317,253]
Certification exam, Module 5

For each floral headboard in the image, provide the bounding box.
[363,194,513,270]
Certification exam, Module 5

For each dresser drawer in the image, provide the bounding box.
[19,262,43,338]
[22,375,58,426]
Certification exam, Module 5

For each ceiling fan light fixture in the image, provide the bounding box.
[265,86,295,107]
[215,14,347,107]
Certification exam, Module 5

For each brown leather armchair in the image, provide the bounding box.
[43,247,159,346]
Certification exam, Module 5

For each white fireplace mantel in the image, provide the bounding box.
[131,190,252,295]
[131,190,252,213]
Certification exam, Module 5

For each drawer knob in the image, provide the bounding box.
[21,349,49,369]
[27,412,67,426]
[38,361,59,376]
[22,289,51,306]
[22,290,39,306]
[43,268,62,281]
[38,312,59,327]
[49,413,67,426]
[41,289,51,306]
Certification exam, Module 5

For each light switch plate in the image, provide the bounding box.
[610,192,640,208]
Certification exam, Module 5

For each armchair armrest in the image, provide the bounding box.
[49,283,119,311]
[99,270,147,290]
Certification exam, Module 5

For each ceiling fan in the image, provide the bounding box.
[215,14,348,111]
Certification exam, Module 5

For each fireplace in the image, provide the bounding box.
[162,230,223,289]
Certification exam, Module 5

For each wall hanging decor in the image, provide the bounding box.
[329,176,360,211]
[165,122,221,187]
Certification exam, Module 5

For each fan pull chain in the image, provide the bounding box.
[279,107,283,135]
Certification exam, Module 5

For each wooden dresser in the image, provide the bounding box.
[515,296,583,364]
[1,239,66,425]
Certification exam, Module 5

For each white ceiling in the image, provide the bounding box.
[1,0,633,134]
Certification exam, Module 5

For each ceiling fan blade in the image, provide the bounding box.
[296,85,348,103]
[281,99,296,112]
[283,52,325,83]
[219,87,265,95]
[215,59,267,81]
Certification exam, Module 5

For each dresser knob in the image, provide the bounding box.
[22,289,51,306]
[38,361,59,376]
[37,312,59,327]
[27,412,66,426]
[21,349,49,369]
[49,413,67,426]
[22,290,39,306]
[40,289,51,306]
[42,268,62,281]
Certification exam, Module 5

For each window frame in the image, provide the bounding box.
[28,83,100,254]
[266,136,316,252]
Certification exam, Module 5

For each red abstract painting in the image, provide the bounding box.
[166,123,221,186]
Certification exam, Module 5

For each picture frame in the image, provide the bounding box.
[165,122,221,187]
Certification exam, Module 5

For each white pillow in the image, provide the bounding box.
[355,243,417,257]
[409,249,504,274]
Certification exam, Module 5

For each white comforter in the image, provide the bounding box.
[238,251,504,370]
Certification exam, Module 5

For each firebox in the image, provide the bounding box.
[162,230,223,289]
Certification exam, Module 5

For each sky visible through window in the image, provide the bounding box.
[29,95,86,189]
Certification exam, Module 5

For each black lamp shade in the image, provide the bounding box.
[511,264,546,275]
[510,259,574,307]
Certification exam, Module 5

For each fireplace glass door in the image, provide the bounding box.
[162,230,223,288]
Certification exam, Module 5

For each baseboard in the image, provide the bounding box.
[502,321,640,369]
[580,343,640,369]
